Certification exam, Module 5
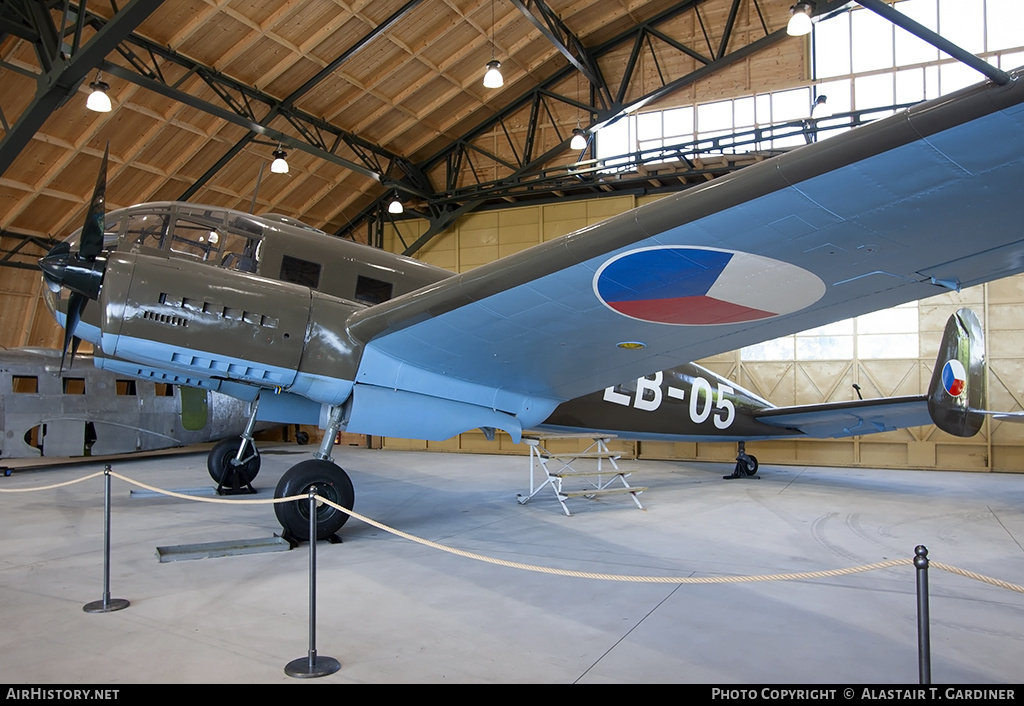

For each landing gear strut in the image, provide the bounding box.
[208,397,262,493]
[725,441,759,480]
[274,404,354,542]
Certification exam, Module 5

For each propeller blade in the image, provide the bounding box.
[79,143,108,261]
[60,291,87,371]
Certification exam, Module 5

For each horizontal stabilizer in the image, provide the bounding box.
[754,396,929,438]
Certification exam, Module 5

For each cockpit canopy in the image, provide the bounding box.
[56,201,451,306]
[67,203,266,274]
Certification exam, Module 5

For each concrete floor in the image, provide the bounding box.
[0,444,1022,684]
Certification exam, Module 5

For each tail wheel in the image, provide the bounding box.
[208,437,260,485]
[274,459,354,541]
[742,454,759,476]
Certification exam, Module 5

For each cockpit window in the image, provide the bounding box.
[125,209,171,251]
[170,208,227,262]
[103,212,124,249]
[220,231,260,273]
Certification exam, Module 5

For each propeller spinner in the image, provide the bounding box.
[38,144,110,370]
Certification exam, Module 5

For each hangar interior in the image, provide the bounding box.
[2,0,1024,474]
[2,0,1024,686]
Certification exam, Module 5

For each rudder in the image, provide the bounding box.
[926,308,986,437]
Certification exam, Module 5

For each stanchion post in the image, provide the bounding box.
[914,545,931,684]
[285,486,340,678]
[84,465,130,613]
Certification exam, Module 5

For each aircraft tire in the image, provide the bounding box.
[274,459,354,541]
[208,437,261,485]
[744,455,759,476]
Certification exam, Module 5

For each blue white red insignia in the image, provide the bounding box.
[942,359,967,397]
[593,246,825,325]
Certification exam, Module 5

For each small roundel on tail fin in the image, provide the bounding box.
[927,308,985,438]
[941,359,966,397]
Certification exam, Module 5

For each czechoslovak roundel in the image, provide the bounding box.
[593,246,826,325]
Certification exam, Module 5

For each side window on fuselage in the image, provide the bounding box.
[280,255,322,289]
[355,275,394,304]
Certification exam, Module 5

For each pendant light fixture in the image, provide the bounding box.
[483,0,503,88]
[86,72,112,113]
[271,145,289,174]
[787,2,813,37]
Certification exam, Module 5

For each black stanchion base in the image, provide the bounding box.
[278,531,343,549]
[83,598,130,613]
[285,654,341,678]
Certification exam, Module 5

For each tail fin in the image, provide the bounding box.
[927,308,986,437]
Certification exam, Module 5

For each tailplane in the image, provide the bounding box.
[926,308,985,437]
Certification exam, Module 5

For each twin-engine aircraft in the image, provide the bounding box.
[38,66,1024,540]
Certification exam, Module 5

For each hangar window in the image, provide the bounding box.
[280,255,322,289]
[12,375,38,394]
[355,275,393,304]
[742,303,919,361]
[598,0,1024,171]
[812,0,1024,121]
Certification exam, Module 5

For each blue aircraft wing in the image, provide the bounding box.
[343,69,1024,439]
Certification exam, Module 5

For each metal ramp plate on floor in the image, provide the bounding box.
[156,536,291,562]
[517,433,645,515]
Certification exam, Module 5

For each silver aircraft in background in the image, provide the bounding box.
[0,348,266,480]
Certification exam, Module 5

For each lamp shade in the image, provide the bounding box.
[570,128,588,151]
[787,3,813,36]
[87,81,112,112]
[271,148,289,174]
[483,60,504,88]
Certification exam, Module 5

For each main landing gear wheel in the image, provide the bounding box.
[274,459,355,542]
[207,437,261,486]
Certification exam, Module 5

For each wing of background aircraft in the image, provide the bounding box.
[344,68,1024,442]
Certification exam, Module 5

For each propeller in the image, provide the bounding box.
[39,144,110,371]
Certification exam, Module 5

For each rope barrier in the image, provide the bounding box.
[106,470,304,506]
[318,494,912,582]
[5,467,1024,593]
[0,470,104,492]
[930,561,1024,595]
